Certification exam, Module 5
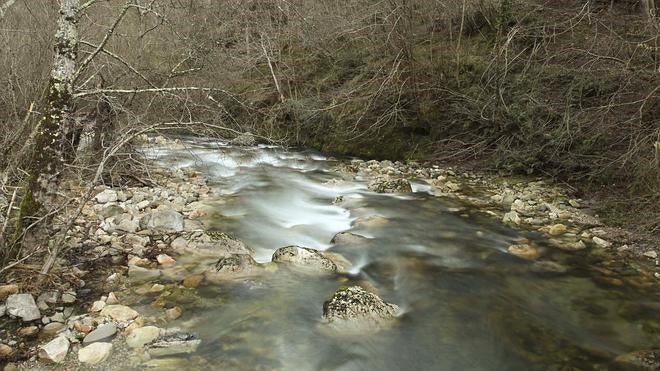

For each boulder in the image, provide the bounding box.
[5,293,41,321]
[231,132,257,146]
[322,286,399,332]
[38,336,69,363]
[157,254,176,268]
[78,342,113,365]
[272,246,337,272]
[367,178,412,193]
[140,209,184,232]
[83,323,117,345]
[100,305,139,322]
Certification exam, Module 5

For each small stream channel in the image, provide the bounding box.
[142,138,658,370]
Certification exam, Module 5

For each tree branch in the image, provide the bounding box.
[79,40,157,88]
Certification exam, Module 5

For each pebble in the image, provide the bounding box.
[150,284,165,293]
[0,344,13,357]
[106,292,120,305]
[0,284,19,301]
[42,322,65,336]
[18,326,39,337]
[643,251,658,259]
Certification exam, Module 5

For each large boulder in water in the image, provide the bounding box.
[231,132,257,146]
[272,246,337,272]
[367,177,412,193]
[322,286,399,332]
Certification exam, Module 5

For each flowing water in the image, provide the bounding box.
[143,139,659,370]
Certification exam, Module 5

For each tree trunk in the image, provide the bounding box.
[7,0,80,263]
[641,0,657,19]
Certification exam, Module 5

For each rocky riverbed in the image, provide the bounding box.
[0,135,658,370]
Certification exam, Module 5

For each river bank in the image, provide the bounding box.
[1,135,658,370]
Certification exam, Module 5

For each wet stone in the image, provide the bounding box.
[83,323,117,345]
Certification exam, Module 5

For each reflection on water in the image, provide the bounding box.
[143,138,659,370]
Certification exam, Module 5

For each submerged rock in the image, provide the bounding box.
[330,232,369,246]
[507,243,541,261]
[5,293,41,322]
[272,246,337,272]
[205,254,259,281]
[367,178,412,193]
[147,328,201,358]
[173,232,253,257]
[322,286,399,332]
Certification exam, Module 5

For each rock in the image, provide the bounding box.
[106,292,120,305]
[100,305,139,322]
[50,312,65,323]
[128,265,161,283]
[61,292,76,304]
[205,254,259,280]
[568,199,581,208]
[322,252,352,273]
[165,307,182,321]
[128,256,151,267]
[502,211,521,225]
[0,344,14,357]
[157,254,176,268]
[614,349,659,370]
[0,284,19,301]
[507,243,541,260]
[126,326,161,349]
[36,290,59,307]
[643,251,658,259]
[546,224,568,236]
[592,236,612,248]
[554,240,587,252]
[354,216,389,228]
[99,204,124,219]
[272,246,337,272]
[114,214,140,233]
[147,328,201,358]
[322,286,399,332]
[78,342,113,365]
[140,209,184,233]
[182,275,204,288]
[231,132,257,146]
[176,232,253,257]
[83,323,118,345]
[150,284,165,293]
[18,326,39,337]
[90,300,106,312]
[95,189,118,203]
[367,178,412,193]
[330,232,369,245]
[38,336,69,363]
[5,294,41,321]
[42,322,65,336]
[0,305,5,317]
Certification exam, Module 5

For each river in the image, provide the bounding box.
[142,138,658,370]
